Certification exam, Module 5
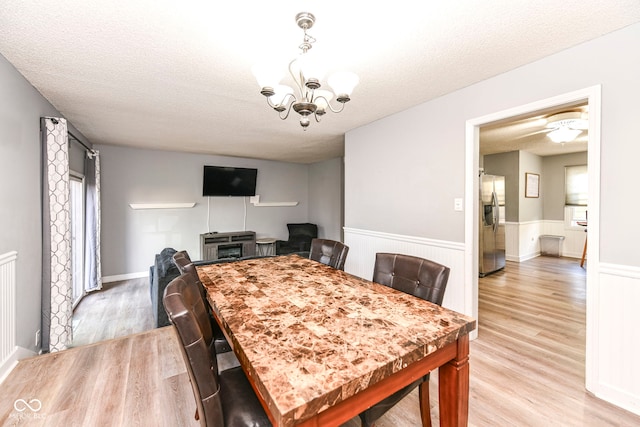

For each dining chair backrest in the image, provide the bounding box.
[173,251,199,282]
[309,238,350,271]
[171,251,233,355]
[163,273,223,426]
[372,253,449,305]
[360,253,451,427]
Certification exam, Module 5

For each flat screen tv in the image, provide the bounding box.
[202,165,257,197]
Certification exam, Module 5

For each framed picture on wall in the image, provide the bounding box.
[525,172,540,198]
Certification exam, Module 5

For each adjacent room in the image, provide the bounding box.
[1,2,640,426]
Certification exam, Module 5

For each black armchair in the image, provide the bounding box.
[275,223,318,255]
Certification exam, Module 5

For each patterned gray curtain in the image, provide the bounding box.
[84,150,102,292]
[41,117,73,352]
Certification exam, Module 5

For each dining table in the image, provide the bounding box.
[197,254,476,427]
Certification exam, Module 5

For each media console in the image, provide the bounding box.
[200,231,256,261]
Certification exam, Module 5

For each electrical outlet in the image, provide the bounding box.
[35,330,41,348]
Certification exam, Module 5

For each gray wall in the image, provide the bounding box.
[345,106,466,242]
[518,151,543,222]
[98,144,344,276]
[542,152,588,220]
[345,22,640,413]
[309,158,344,241]
[0,53,91,352]
[346,22,640,267]
[484,150,588,223]
[0,49,344,350]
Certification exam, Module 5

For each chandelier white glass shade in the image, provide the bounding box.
[545,111,588,143]
[252,12,359,130]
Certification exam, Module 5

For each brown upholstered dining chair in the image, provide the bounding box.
[172,250,231,354]
[172,250,198,281]
[163,273,272,427]
[359,253,450,427]
[308,238,350,270]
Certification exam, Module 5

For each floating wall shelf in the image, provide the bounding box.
[249,195,298,207]
[129,203,196,210]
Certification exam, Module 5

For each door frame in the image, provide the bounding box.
[70,170,86,309]
[464,85,601,390]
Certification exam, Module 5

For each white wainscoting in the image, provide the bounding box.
[0,251,35,384]
[0,251,17,370]
[542,220,587,259]
[343,228,467,316]
[504,220,587,262]
[504,221,544,262]
[589,263,640,416]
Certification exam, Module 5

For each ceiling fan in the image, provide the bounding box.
[512,110,589,143]
[543,111,589,142]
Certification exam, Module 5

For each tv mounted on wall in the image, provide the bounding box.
[202,165,257,197]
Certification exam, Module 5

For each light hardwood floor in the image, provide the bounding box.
[340,256,640,426]
[6,258,640,426]
[71,278,154,347]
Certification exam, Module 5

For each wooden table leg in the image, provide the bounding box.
[580,234,587,268]
[438,335,470,427]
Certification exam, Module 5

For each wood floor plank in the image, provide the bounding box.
[342,256,640,427]
[3,257,640,426]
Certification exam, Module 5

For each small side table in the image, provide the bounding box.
[256,238,277,256]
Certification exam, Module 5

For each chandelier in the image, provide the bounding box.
[252,12,359,130]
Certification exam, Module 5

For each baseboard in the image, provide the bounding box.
[0,346,37,385]
[591,384,640,417]
[506,252,539,263]
[102,271,149,283]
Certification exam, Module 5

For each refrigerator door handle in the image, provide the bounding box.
[492,191,499,232]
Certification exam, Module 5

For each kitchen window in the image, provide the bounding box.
[564,164,588,229]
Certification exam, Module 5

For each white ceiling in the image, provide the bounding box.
[480,101,589,157]
[1,1,639,163]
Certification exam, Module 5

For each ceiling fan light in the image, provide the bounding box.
[548,127,581,143]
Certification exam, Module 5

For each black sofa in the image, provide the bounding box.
[150,247,180,328]
[150,248,275,328]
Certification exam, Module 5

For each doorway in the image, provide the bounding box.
[70,172,85,308]
[464,86,601,389]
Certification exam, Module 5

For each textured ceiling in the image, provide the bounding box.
[1,1,639,163]
[480,101,589,157]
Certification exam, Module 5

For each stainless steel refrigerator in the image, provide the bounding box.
[479,173,506,277]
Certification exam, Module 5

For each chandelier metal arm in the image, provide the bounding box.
[277,98,296,121]
[288,59,306,98]
[253,11,358,130]
[265,93,295,110]
[315,95,347,114]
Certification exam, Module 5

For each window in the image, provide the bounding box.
[564,165,587,228]
[565,165,588,206]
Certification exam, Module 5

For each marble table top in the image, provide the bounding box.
[198,255,476,426]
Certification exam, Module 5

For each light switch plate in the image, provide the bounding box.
[454,198,463,211]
